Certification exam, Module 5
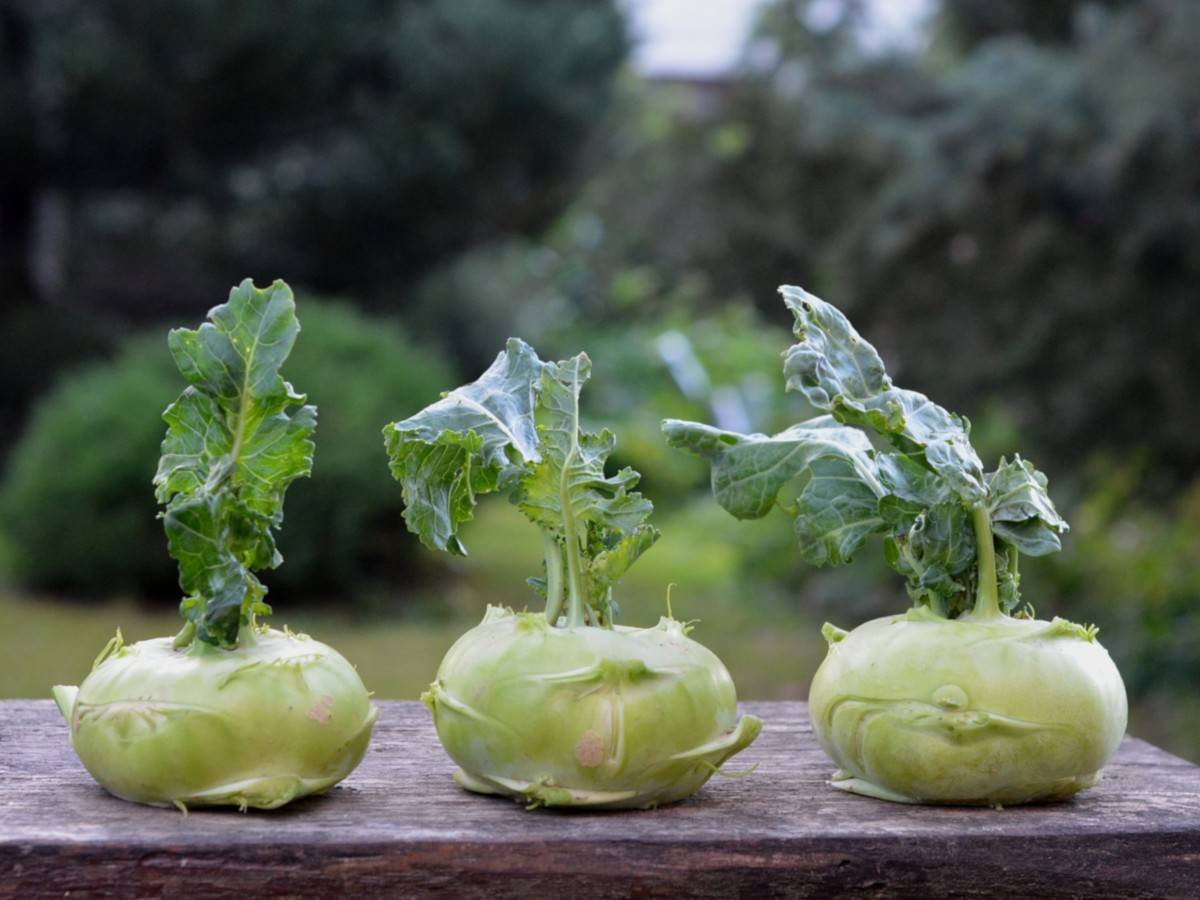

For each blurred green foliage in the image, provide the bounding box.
[726,0,1200,482]
[0,333,178,596]
[0,300,453,603]
[427,0,1198,487]
[1041,465,1200,698]
[0,306,115,456]
[0,0,1196,763]
[0,0,626,311]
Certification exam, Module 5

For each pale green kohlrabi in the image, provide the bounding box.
[53,280,376,811]
[664,286,1127,807]
[384,340,761,809]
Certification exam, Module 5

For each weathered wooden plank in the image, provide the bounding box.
[2,700,1198,898]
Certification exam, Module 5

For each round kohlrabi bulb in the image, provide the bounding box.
[807,609,1128,806]
[53,626,377,810]
[423,606,762,809]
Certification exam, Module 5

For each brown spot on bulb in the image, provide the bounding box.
[307,694,335,724]
[575,730,605,768]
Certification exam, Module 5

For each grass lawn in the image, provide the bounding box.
[0,502,826,702]
[0,588,822,703]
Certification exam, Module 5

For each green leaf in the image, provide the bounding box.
[884,501,976,615]
[985,455,1068,534]
[662,416,880,517]
[876,451,954,507]
[153,279,315,647]
[876,451,954,530]
[662,415,886,566]
[518,355,653,537]
[386,343,657,626]
[663,286,1071,620]
[996,546,1021,613]
[162,495,254,632]
[780,285,986,502]
[792,456,887,566]
[517,354,658,619]
[383,338,543,555]
[589,524,660,598]
[984,455,1068,558]
[992,517,1064,556]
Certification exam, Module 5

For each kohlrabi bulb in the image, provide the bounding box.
[424,606,762,809]
[808,608,1128,806]
[53,627,378,810]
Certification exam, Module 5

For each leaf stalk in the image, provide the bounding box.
[542,531,565,624]
[965,504,1002,621]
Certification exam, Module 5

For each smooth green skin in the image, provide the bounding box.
[424,606,762,809]
[53,627,378,810]
[808,610,1128,806]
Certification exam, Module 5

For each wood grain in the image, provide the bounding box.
[2,701,1198,898]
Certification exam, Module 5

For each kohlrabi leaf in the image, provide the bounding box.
[792,456,887,566]
[992,517,1064,557]
[884,501,976,615]
[589,524,660,600]
[386,343,657,628]
[662,416,885,567]
[516,354,658,621]
[985,455,1069,556]
[383,338,543,556]
[663,285,1071,622]
[876,452,954,511]
[518,355,653,539]
[661,416,880,518]
[780,285,986,503]
[154,279,315,648]
[995,546,1022,612]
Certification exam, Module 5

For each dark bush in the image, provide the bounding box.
[0,298,454,606]
[2,0,628,313]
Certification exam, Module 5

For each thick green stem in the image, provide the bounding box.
[542,531,565,624]
[239,613,260,646]
[563,528,586,627]
[172,620,197,649]
[560,369,587,628]
[965,504,1002,621]
[598,589,613,629]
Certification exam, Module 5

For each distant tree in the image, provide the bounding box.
[811,0,1200,480]
[0,2,36,302]
[0,0,626,461]
[934,0,1130,51]
[573,0,1200,481]
[0,0,627,314]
